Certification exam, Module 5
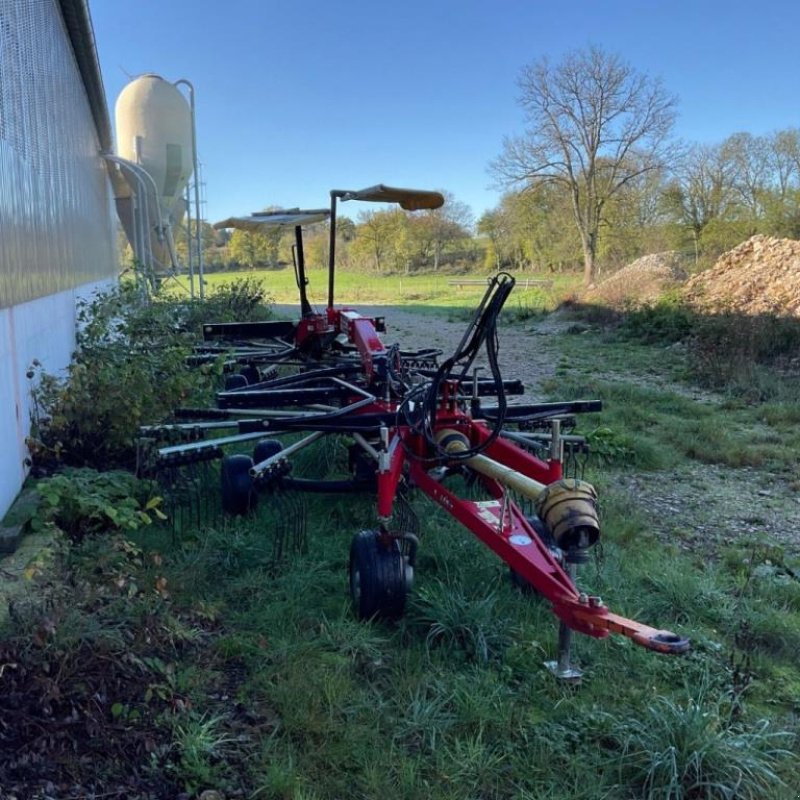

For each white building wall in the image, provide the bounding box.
[0,0,117,517]
[0,279,110,516]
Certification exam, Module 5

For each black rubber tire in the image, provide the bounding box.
[349,530,408,620]
[221,454,256,515]
[240,365,260,385]
[224,373,248,391]
[253,438,283,464]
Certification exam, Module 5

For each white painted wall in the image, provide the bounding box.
[0,278,112,518]
[0,1,118,518]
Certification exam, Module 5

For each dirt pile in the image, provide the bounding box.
[683,235,800,316]
[585,252,687,307]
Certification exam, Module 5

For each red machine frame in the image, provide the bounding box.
[155,185,689,680]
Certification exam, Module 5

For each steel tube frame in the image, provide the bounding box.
[174,79,204,300]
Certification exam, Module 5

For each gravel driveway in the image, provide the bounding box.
[273,302,565,402]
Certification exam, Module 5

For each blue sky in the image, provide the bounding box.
[91,0,800,225]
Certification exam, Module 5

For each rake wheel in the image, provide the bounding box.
[221,454,256,515]
[349,530,408,620]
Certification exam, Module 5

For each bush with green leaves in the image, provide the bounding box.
[617,296,694,344]
[690,311,800,401]
[192,275,274,324]
[33,467,164,540]
[28,278,272,470]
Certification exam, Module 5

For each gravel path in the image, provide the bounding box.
[274,303,568,402]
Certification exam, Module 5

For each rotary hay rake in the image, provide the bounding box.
[139,185,689,679]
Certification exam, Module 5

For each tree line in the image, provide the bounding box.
[489,46,800,284]
[172,191,477,275]
[167,46,800,285]
[483,126,800,282]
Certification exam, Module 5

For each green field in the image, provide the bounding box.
[165,266,582,309]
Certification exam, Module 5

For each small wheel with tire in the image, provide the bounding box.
[349,530,410,620]
[221,454,256,515]
[253,437,282,465]
[224,373,248,391]
[239,365,260,385]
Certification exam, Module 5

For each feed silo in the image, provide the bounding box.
[112,74,195,277]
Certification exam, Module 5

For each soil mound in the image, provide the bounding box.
[585,252,687,307]
[683,235,800,316]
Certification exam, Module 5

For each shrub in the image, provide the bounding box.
[690,312,800,400]
[33,467,164,539]
[618,297,694,344]
[28,279,273,470]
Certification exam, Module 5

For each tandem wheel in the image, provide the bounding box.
[224,373,248,391]
[349,530,411,620]
[221,454,256,515]
[253,437,283,464]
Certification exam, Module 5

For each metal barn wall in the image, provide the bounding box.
[0,0,117,517]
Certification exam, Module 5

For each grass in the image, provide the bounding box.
[5,457,792,798]
[608,692,793,800]
[5,278,800,797]
[167,265,581,310]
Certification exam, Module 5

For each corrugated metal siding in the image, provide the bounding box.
[0,0,116,309]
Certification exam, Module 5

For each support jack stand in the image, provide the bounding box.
[545,555,583,683]
[545,621,583,683]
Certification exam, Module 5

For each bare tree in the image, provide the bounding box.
[769,129,800,200]
[721,132,771,217]
[492,46,677,285]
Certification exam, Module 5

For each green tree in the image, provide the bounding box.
[505,187,581,271]
[226,208,286,268]
[476,209,509,270]
[492,45,677,285]
[174,219,219,268]
[599,165,671,269]
[661,143,737,262]
[352,210,395,272]
[413,190,473,270]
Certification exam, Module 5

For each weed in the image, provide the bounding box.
[618,297,695,344]
[170,711,239,792]
[32,467,164,539]
[317,613,390,671]
[501,290,550,322]
[409,581,514,663]
[437,731,508,797]
[726,597,800,658]
[609,693,794,800]
[584,425,636,467]
[392,682,457,754]
[637,563,732,627]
